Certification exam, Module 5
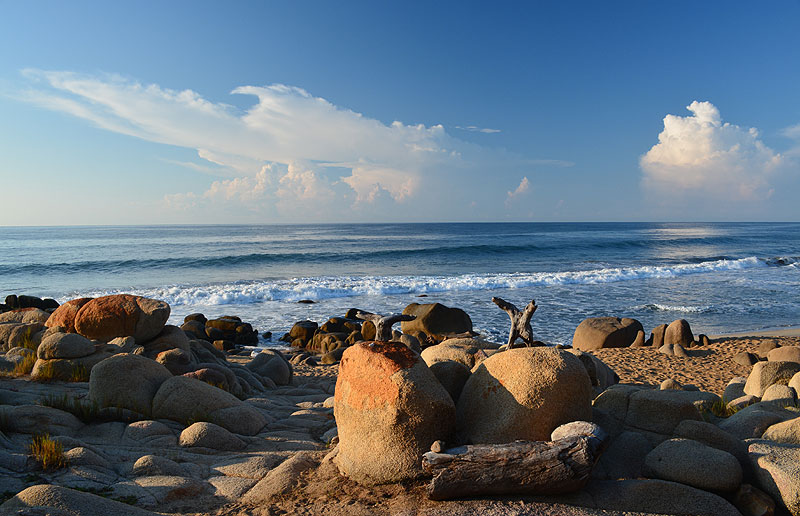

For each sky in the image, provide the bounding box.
[1,1,799,225]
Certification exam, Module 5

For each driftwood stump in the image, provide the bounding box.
[355,311,415,342]
[492,297,538,348]
[421,422,608,500]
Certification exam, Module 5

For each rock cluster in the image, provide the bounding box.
[181,313,259,350]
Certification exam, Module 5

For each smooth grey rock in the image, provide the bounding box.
[644,438,742,492]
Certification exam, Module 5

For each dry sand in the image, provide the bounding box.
[594,333,800,395]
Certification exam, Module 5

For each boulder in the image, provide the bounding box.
[578,478,743,516]
[791,372,800,395]
[242,452,321,503]
[89,353,173,414]
[31,351,112,381]
[644,438,742,492]
[456,347,592,443]
[567,349,619,394]
[0,308,51,325]
[151,376,266,435]
[7,295,58,311]
[768,346,800,363]
[141,325,190,356]
[428,360,471,403]
[630,330,646,347]
[74,294,170,343]
[624,389,718,436]
[572,317,643,351]
[334,341,456,485]
[288,320,318,346]
[0,404,83,436]
[180,320,209,341]
[401,303,473,341]
[664,319,694,347]
[155,348,195,375]
[593,430,653,480]
[649,324,668,348]
[132,454,186,477]
[744,361,800,397]
[728,394,760,412]
[246,350,292,386]
[660,378,682,390]
[37,332,96,359]
[45,297,94,333]
[1,484,160,516]
[762,384,797,404]
[673,420,750,471]
[724,377,748,402]
[749,440,800,515]
[734,351,761,367]
[0,322,44,351]
[183,367,229,389]
[758,339,782,358]
[719,403,795,440]
[179,421,246,451]
[763,418,800,444]
[420,338,488,369]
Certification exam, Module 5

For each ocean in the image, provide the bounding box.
[1,222,798,347]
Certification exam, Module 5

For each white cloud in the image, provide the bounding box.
[505,176,530,207]
[455,125,501,134]
[18,69,563,221]
[640,101,783,202]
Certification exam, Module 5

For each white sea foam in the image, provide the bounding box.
[67,256,763,307]
[633,303,712,313]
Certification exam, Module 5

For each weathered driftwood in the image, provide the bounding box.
[492,297,538,348]
[355,312,416,342]
[421,423,608,501]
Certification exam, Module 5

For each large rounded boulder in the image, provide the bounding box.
[401,303,472,341]
[334,341,456,485]
[664,319,694,347]
[572,317,643,351]
[456,347,592,443]
[420,338,488,369]
[89,353,173,414]
[45,297,94,333]
[74,294,170,343]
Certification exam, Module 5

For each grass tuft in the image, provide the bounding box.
[707,398,741,418]
[29,433,68,471]
[40,394,100,424]
[12,354,37,376]
[69,364,89,382]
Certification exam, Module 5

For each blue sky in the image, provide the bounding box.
[1,1,798,225]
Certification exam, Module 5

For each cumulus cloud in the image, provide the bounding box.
[640,101,783,202]
[505,176,531,207]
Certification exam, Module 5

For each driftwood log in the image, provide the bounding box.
[355,311,415,341]
[421,422,608,501]
[492,297,538,348]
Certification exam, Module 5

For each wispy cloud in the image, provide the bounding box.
[640,101,783,203]
[18,69,563,220]
[454,125,501,134]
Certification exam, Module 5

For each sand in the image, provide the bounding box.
[593,333,800,395]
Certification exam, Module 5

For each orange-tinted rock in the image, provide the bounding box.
[74,294,170,343]
[334,341,455,485]
[45,298,94,333]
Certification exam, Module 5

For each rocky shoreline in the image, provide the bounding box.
[0,293,799,516]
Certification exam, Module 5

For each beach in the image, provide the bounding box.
[1,222,799,515]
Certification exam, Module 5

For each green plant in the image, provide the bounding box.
[19,328,38,351]
[12,354,37,376]
[29,433,68,471]
[31,360,57,382]
[69,364,89,382]
[40,394,100,424]
[707,398,740,418]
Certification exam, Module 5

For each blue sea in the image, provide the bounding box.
[1,223,798,346]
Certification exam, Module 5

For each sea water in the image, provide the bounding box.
[1,222,798,346]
